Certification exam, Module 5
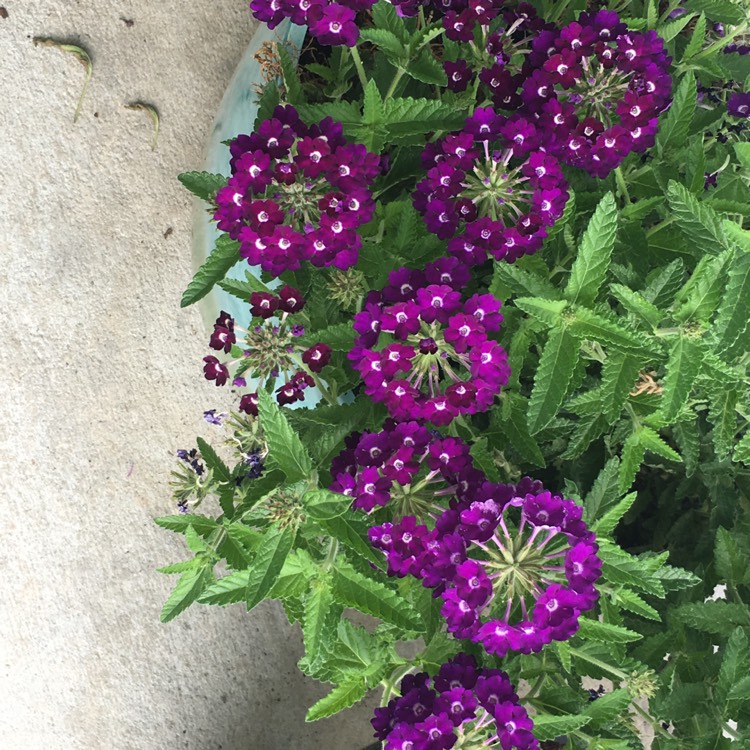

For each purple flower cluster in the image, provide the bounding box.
[330,421,483,513]
[728,92,750,118]
[414,108,569,265]
[203,293,332,409]
[370,480,601,658]
[349,260,510,425]
[249,0,372,47]
[519,11,672,177]
[215,106,380,276]
[372,654,538,750]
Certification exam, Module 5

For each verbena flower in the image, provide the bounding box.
[349,261,510,425]
[413,108,569,265]
[371,480,601,657]
[203,296,332,408]
[330,421,484,514]
[728,92,750,118]
[372,654,538,750]
[215,106,380,276]
[520,10,672,178]
[248,0,372,47]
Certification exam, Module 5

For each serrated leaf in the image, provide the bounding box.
[667,180,727,256]
[709,387,738,460]
[610,284,663,329]
[683,15,706,61]
[568,306,651,354]
[155,515,219,536]
[255,80,280,129]
[673,251,730,324]
[585,458,621,523]
[619,431,646,494]
[718,628,750,710]
[372,0,409,43]
[158,559,201,575]
[532,714,591,741]
[578,619,643,643]
[305,679,368,722]
[315,510,383,567]
[383,97,466,139]
[644,259,685,307]
[638,426,682,462]
[196,437,231,483]
[599,541,666,597]
[601,352,643,422]
[566,192,618,306]
[358,79,386,153]
[181,235,241,308]
[407,50,447,86]
[331,564,423,631]
[491,394,545,467]
[296,323,355,351]
[673,418,701,477]
[715,527,750,586]
[257,390,313,483]
[304,488,351,520]
[492,262,561,301]
[583,688,632,725]
[560,412,609,460]
[658,75,697,155]
[654,564,700,591]
[469,437,501,481]
[359,28,407,63]
[674,601,750,635]
[713,246,750,355]
[277,43,303,105]
[527,326,579,434]
[160,563,213,622]
[297,101,362,129]
[199,569,250,606]
[593,492,638,537]
[727,675,750,703]
[246,524,296,611]
[178,171,226,202]
[659,336,703,424]
[734,431,750,463]
[614,588,661,621]
[513,297,567,327]
[218,271,273,302]
[683,0,744,24]
[658,12,697,42]
[303,581,336,666]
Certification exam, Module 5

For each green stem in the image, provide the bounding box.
[645,216,675,238]
[568,647,628,681]
[324,538,338,571]
[349,45,369,91]
[631,701,673,740]
[693,21,749,61]
[614,166,631,205]
[385,68,407,101]
[380,665,415,706]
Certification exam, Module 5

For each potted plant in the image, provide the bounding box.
[159,0,750,746]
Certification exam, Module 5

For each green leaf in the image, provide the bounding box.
[728,675,750,703]
[246,524,296,611]
[304,488,351,520]
[734,431,750,464]
[619,431,645,494]
[658,12,697,42]
[407,51,447,86]
[683,0,744,24]
[673,418,701,477]
[610,284,663,329]
[673,251,730,324]
[614,588,661,621]
[158,560,199,575]
[358,28,407,64]
[331,563,423,631]
[638,426,682,462]
[303,581,336,666]
[160,563,213,622]
[583,688,632,726]
[577,618,643,643]
[196,437,231,483]
[600,541,666,597]
[654,564,701,591]
[492,262,561,301]
[560,413,609,461]
[593,492,638,537]
[667,180,727,256]
[513,297,567,327]
[527,325,580,434]
[180,235,241,308]
[717,628,750,709]
[217,271,273,302]
[712,246,750,355]
[709,387,738,460]
[296,323,355,351]
[257,390,313,483]
[255,80,280,129]
[177,171,226,202]
[600,352,642,422]
[532,714,591,741]
[566,192,618,306]
[658,75,697,155]
[568,306,651,354]
[199,569,250,606]
[305,679,368,722]
[297,101,362,129]
[155,514,219,536]
[658,336,703,423]
[277,44,303,105]
[315,510,384,567]
[358,79,386,153]
[585,458,621,523]
[469,437,501,482]
[383,97,466,140]
[372,0,409,43]
[674,601,750,635]
[715,527,750,585]
[644,259,685,307]
[491,393,546,467]
[682,15,706,61]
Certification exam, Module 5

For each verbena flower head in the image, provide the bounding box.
[372,654,538,750]
[215,106,380,276]
[521,10,672,177]
[248,0,372,47]
[414,108,569,265]
[203,297,332,409]
[330,421,484,515]
[349,260,510,425]
[371,479,601,657]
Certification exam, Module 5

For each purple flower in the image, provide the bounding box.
[373,655,538,750]
[203,409,225,426]
[308,4,360,47]
[728,92,750,118]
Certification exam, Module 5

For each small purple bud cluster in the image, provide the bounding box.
[330,421,483,513]
[177,448,205,476]
[520,12,672,177]
[370,480,602,658]
[203,292,332,409]
[349,260,510,425]
[215,106,380,276]
[414,108,569,265]
[249,0,371,47]
[372,654,538,750]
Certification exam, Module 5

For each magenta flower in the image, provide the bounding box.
[214,106,380,276]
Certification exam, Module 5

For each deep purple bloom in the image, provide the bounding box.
[728,92,750,118]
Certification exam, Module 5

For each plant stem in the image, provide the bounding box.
[350,46,369,91]
[693,21,749,61]
[615,166,631,205]
[324,538,338,570]
[645,216,675,238]
[385,68,406,101]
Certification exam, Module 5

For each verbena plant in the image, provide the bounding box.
[159,1,750,747]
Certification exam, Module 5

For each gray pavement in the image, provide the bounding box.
[0,2,375,748]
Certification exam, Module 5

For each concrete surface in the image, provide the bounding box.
[0,2,376,748]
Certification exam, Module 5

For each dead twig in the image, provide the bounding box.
[33,38,93,123]
[125,102,160,151]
